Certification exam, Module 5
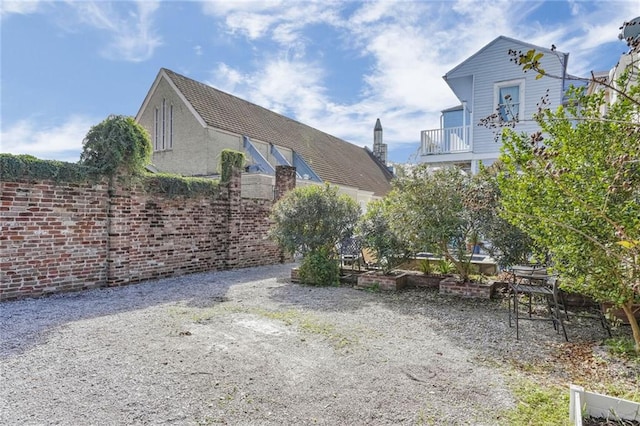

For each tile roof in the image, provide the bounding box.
[162,68,393,197]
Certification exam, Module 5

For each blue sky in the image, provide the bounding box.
[1,0,637,164]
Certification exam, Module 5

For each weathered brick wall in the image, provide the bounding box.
[1,166,296,300]
[1,181,110,300]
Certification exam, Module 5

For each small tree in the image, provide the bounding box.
[269,184,360,285]
[357,198,411,274]
[498,82,640,350]
[493,29,640,350]
[80,115,152,176]
[386,165,479,281]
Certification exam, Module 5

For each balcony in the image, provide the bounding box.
[420,126,470,155]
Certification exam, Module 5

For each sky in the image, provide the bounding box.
[1,0,637,164]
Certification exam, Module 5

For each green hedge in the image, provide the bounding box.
[0,154,95,183]
[141,173,220,198]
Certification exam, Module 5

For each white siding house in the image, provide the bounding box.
[419,36,568,172]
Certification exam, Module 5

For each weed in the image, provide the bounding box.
[364,282,381,293]
[605,337,640,361]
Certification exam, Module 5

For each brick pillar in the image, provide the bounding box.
[106,177,132,286]
[225,168,242,269]
[275,165,296,200]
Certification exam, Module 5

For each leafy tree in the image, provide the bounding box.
[497,80,640,350]
[470,165,537,268]
[386,165,480,281]
[269,183,360,285]
[80,115,152,176]
[357,198,411,274]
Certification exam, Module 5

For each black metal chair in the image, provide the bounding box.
[508,266,568,341]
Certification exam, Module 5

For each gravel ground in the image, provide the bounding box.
[0,263,626,425]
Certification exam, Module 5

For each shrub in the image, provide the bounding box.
[298,247,340,286]
[79,115,151,176]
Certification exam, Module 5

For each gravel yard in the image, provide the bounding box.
[0,263,631,425]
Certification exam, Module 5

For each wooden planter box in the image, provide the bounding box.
[570,384,640,424]
[356,271,408,291]
[438,276,497,299]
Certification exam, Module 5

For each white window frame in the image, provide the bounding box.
[161,98,166,150]
[154,107,160,151]
[494,79,524,123]
[169,104,173,149]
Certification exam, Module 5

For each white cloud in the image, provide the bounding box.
[200,0,637,162]
[0,116,95,163]
[0,0,44,18]
[65,0,162,62]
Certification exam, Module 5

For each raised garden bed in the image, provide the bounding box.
[439,276,498,299]
[356,270,408,291]
[570,384,640,425]
[404,272,450,289]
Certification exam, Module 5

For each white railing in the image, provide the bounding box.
[420,126,470,155]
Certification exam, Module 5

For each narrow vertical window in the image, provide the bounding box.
[162,98,166,150]
[169,104,174,149]
[154,107,159,151]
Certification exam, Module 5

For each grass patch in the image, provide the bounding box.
[500,377,570,426]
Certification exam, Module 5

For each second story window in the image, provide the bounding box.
[495,80,523,123]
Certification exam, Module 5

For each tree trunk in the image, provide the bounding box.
[621,302,640,353]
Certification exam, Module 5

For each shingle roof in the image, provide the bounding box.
[161,68,393,197]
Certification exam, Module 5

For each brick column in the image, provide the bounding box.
[225,168,242,269]
[106,177,132,286]
[275,165,296,200]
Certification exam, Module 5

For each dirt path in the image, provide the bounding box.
[0,263,612,425]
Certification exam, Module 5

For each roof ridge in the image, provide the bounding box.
[162,68,351,145]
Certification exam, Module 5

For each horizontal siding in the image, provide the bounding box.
[448,38,566,156]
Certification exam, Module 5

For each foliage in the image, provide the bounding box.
[472,164,538,268]
[220,149,245,183]
[604,337,640,362]
[497,78,640,349]
[269,183,360,258]
[436,259,455,275]
[79,115,152,176]
[142,173,220,198]
[298,246,341,286]
[418,259,434,275]
[0,154,95,183]
[386,165,481,281]
[357,199,412,274]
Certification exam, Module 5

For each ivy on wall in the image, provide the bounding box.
[2,119,247,199]
[0,154,95,184]
[142,174,221,198]
[220,149,245,183]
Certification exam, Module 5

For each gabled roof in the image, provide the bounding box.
[155,68,392,197]
[445,35,568,79]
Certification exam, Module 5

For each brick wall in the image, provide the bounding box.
[1,181,109,299]
[0,166,296,300]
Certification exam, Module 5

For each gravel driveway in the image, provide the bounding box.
[0,263,615,425]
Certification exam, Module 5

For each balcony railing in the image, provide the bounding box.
[420,126,470,155]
